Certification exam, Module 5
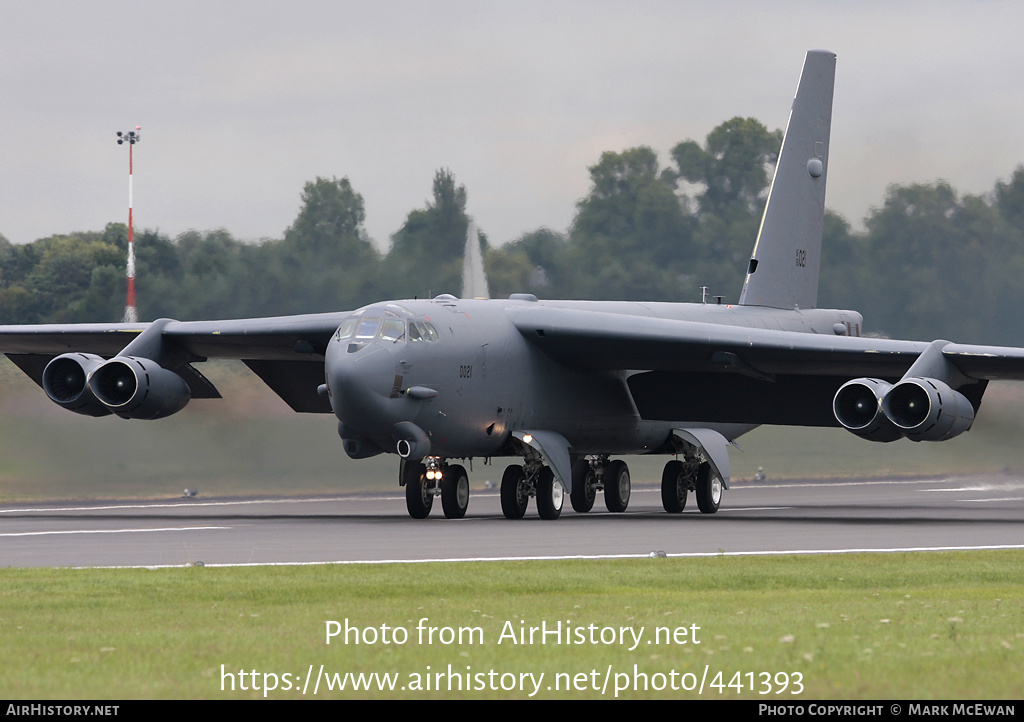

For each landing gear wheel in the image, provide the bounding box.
[536,467,564,520]
[403,461,431,519]
[604,459,630,512]
[661,459,688,513]
[441,464,470,519]
[695,461,722,514]
[570,459,596,512]
[500,464,530,520]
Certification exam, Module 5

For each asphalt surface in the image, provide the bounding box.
[2,475,1023,568]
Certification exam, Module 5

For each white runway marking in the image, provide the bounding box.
[0,526,230,537]
[83,543,1024,570]
[738,479,947,489]
[961,497,1024,503]
[0,497,363,514]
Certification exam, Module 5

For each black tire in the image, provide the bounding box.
[604,459,630,512]
[500,464,530,520]
[441,464,470,519]
[403,461,431,519]
[570,459,596,513]
[536,466,564,520]
[661,459,688,513]
[695,461,722,514]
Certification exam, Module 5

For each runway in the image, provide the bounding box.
[2,475,1024,568]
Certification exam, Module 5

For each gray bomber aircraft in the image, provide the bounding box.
[5,49,1024,521]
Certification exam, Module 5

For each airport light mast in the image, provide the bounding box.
[116,127,141,323]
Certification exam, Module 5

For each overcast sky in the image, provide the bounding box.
[4,1,1024,251]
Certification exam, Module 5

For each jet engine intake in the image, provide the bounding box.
[881,377,975,442]
[833,378,903,442]
[41,353,112,417]
[89,356,191,420]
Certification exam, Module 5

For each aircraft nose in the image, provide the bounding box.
[326,342,398,436]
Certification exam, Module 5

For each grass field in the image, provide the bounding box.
[1,551,1022,699]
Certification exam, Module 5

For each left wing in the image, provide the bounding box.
[0,312,350,413]
[507,305,1024,428]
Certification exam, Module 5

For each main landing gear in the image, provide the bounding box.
[402,458,470,519]
[492,455,636,520]
[567,456,632,515]
[401,455,570,521]
[660,458,722,514]
[400,454,722,519]
[500,463,564,520]
[499,456,637,520]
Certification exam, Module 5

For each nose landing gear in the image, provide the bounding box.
[441,464,470,519]
[402,457,471,519]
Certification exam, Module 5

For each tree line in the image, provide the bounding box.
[3,117,1024,346]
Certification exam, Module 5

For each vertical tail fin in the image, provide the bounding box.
[738,50,835,309]
[461,222,491,299]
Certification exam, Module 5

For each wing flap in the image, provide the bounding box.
[940,344,1024,380]
[242,359,331,413]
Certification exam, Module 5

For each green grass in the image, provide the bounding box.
[1,551,1022,699]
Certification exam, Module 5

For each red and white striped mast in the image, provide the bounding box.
[116,126,141,323]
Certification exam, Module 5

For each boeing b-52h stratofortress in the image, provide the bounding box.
[4,50,1024,520]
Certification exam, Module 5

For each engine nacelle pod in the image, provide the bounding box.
[833,378,903,442]
[89,356,191,420]
[881,377,975,442]
[41,353,112,417]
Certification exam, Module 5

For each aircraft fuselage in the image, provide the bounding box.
[325,295,861,461]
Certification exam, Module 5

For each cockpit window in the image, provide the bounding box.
[354,317,382,339]
[384,303,414,317]
[380,319,405,342]
[409,321,440,342]
[336,317,358,340]
[335,314,436,344]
